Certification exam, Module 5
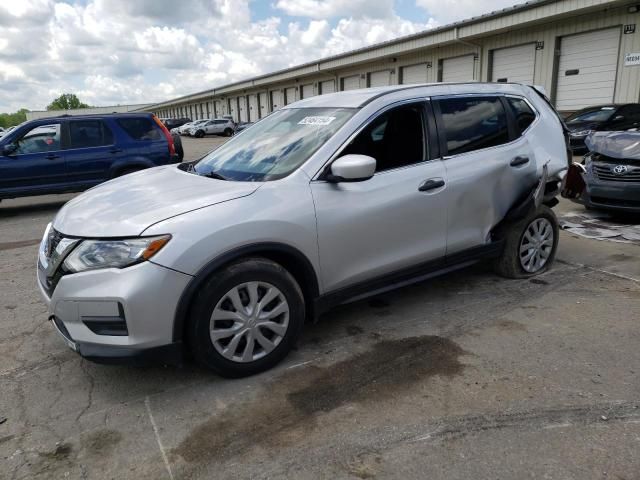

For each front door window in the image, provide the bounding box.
[13,124,61,154]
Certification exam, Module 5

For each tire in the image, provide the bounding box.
[224,128,234,137]
[172,134,184,161]
[493,205,559,279]
[187,258,305,378]
[195,130,205,138]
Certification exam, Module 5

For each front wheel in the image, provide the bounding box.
[187,258,305,377]
[195,130,205,138]
[493,205,559,279]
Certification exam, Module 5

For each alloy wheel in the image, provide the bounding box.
[519,217,554,273]
[209,281,290,363]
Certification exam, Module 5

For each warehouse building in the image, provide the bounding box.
[27,104,153,121]
[144,0,640,121]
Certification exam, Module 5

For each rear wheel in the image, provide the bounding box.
[187,258,305,377]
[172,133,184,161]
[493,205,559,279]
[224,128,234,137]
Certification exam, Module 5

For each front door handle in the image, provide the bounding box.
[419,178,445,192]
[109,148,123,154]
[45,153,60,160]
[510,156,530,167]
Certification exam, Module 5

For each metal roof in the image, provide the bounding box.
[143,0,616,109]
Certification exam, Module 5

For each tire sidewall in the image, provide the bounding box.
[514,207,559,276]
[188,259,305,377]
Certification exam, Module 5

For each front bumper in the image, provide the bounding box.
[38,260,192,365]
[571,178,640,213]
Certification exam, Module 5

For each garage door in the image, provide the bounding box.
[320,80,335,94]
[301,84,315,99]
[491,44,536,84]
[239,96,248,122]
[368,70,391,87]
[442,55,475,82]
[285,87,296,105]
[401,63,429,84]
[213,100,222,117]
[229,99,238,122]
[341,75,360,90]
[259,92,268,117]
[248,94,259,122]
[555,28,620,111]
[271,90,283,110]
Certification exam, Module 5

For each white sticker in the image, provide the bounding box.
[298,116,336,126]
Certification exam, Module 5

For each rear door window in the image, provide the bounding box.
[506,97,537,136]
[68,120,114,148]
[116,117,162,141]
[436,96,509,156]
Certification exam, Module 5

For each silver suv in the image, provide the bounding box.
[38,84,569,377]
[189,118,235,138]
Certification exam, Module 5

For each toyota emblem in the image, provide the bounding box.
[613,165,628,175]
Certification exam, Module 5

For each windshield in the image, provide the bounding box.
[193,107,354,181]
[566,107,616,124]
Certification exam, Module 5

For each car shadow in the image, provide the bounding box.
[0,198,71,217]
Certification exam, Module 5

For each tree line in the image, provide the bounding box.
[1,94,90,128]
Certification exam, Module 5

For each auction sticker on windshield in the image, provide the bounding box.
[298,116,336,126]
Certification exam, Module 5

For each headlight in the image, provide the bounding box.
[63,235,171,273]
[570,130,593,137]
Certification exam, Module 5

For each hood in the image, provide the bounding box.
[54,165,261,237]
[585,131,640,161]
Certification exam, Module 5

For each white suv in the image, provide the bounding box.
[189,118,236,138]
[38,83,569,377]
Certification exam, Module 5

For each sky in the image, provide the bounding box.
[0,0,519,112]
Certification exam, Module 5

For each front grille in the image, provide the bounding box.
[47,229,64,257]
[40,228,79,295]
[593,163,640,183]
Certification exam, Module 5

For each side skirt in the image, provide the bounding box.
[314,241,504,316]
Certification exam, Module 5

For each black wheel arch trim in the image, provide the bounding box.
[172,242,320,343]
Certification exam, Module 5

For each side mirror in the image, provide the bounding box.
[327,154,376,183]
[2,144,17,156]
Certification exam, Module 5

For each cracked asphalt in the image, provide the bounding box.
[1,138,639,479]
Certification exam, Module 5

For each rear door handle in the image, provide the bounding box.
[45,154,60,160]
[510,156,530,167]
[419,178,445,192]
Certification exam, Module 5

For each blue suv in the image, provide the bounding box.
[0,113,179,200]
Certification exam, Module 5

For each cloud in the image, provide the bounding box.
[274,0,394,19]
[415,0,520,24]
[0,0,487,112]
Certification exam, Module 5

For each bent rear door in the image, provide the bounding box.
[433,95,538,255]
[63,119,120,187]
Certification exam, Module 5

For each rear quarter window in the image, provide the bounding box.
[116,117,162,141]
[506,97,537,136]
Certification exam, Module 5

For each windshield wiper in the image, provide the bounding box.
[203,170,229,181]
